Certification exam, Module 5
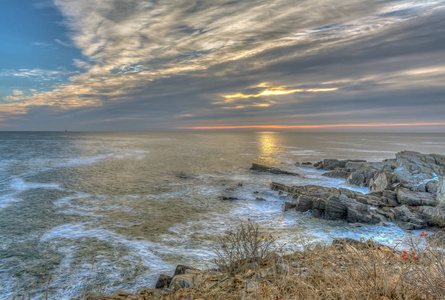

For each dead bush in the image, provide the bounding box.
[212,219,276,276]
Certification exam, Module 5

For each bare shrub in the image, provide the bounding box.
[403,232,445,298]
[212,219,276,276]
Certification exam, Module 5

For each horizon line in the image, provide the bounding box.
[176,122,445,130]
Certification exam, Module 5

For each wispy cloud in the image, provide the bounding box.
[1,0,445,130]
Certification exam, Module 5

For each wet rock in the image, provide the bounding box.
[322,170,350,179]
[282,202,296,212]
[250,163,299,176]
[397,188,436,206]
[219,196,240,201]
[155,274,172,289]
[270,182,294,194]
[255,197,266,201]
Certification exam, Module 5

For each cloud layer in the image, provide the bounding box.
[1,0,445,131]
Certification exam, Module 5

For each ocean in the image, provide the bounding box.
[1,131,444,299]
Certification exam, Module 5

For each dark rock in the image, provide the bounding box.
[325,194,349,220]
[174,265,198,276]
[322,170,350,179]
[396,188,437,206]
[270,182,293,193]
[250,163,299,176]
[393,206,427,229]
[426,181,438,194]
[155,274,172,289]
[255,197,266,201]
[282,202,296,212]
[219,196,239,201]
[322,159,347,170]
[383,190,397,201]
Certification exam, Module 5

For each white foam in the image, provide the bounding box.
[0,195,20,209]
[56,154,114,167]
[10,178,62,192]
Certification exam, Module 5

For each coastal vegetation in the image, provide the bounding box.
[79,221,444,300]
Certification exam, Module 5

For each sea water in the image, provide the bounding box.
[0,132,444,299]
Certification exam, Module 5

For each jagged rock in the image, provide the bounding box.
[155,274,172,289]
[250,163,299,176]
[256,197,266,201]
[414,206,445,227]
[345,161,366,172]
[169,274,196,290]
[396,188,436,206]
[369,173,394,192]
[393,206,426,229]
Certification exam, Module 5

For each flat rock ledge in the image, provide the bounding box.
[279,151,445,229]
[250,163,299,176]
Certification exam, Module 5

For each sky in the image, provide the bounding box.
[0,0,444,132]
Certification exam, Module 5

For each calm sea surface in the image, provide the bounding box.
[1,132,444,299]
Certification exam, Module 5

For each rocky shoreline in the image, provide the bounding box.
[78,150,444,299]
[278,150,444,230]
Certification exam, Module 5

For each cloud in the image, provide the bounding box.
[12,90,23,96]
[1,0,445,130]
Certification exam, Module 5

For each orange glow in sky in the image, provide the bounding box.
[177,122,445,130]
[223,87,338,100]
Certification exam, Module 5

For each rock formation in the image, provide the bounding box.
[279,151,445,229]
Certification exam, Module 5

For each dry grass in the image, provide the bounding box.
[78,224,445,300]
[152,229,443,300]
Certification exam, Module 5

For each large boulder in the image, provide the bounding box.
[169,274,197,291]
[396,188,437,206]
[325,194,349,220]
